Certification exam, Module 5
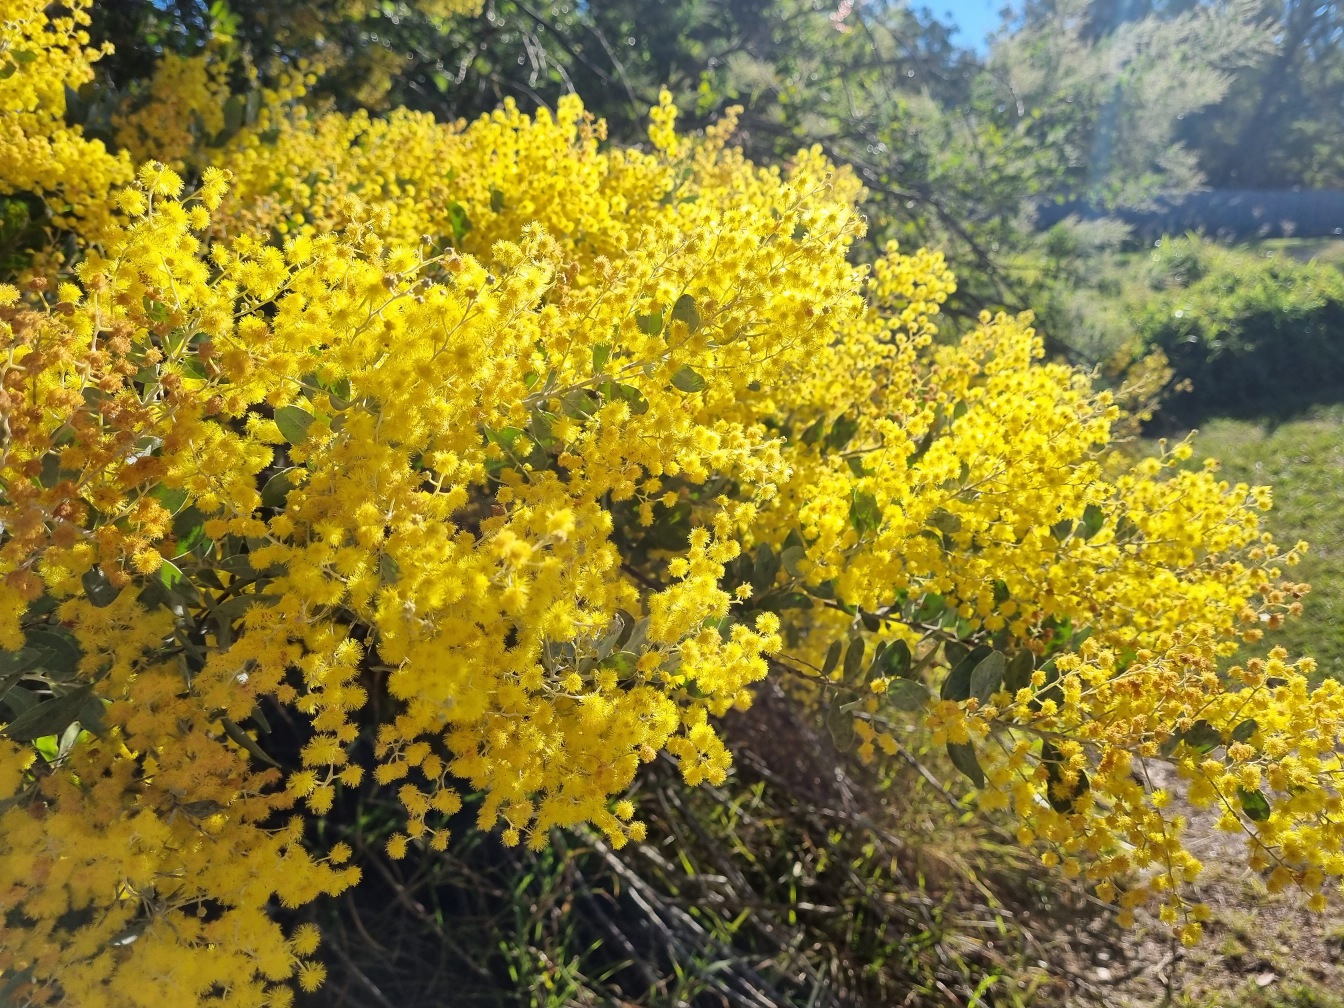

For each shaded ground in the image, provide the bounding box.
[295,674,1344,1007]
[727,682,1344,1008]
[1044,760,1344,1008]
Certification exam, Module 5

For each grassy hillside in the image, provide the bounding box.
[1184,406,1344,680]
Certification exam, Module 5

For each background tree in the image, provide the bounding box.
[1181,0,1344,189]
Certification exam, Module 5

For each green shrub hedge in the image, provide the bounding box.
[1137,238,1344,424]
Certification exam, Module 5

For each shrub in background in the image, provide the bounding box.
[1138,237,1344,424]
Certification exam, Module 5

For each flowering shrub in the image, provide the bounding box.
[0,2,1336,1004]
[0,0,130,260]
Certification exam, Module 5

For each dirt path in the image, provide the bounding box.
[1061,761,1344,1007]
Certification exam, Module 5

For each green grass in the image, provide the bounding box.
[1184,405,1344,680]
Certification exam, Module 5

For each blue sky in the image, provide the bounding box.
[935,0,1010,52]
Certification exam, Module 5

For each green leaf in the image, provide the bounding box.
[821,640,843,678]
[24,595,58,619]
[595,612,630,660]
[946,741,984,788]
[635,311,663,336]
[643,500,690,551]
[880,639,912,677]
[274,405,315,444]
[969,651,1007,703]
[528,408,555,448]
[12,49,37,65]
[843,637,866,683]
[57,719,89,759]
[1237,786,1271,822]
[222,93,245,136]
[37,451,78,489]
[445,200,472,244]
[178,798,226,819]
[942,645,991,702]
[23,628,80,679]
[827,691,859,749]
[800,417,825,446]
[848,490,881,535]
[607,383,649,415]
[1,685,38,717]
[326,376,353,410]
[2,684,94,741]
[1003,650,1034,693]
[0,648,39,681]
[845,456,868,478]
[1181,719,1222,754]
[173,504,208,544]
[175,521,211,558]
[81,566,121,608]
[1079,503,1105,541]
[887,678,928,712]
[485,426,524,453]
[671,364,707,393]
[489,188,505,213]
[914,593,945,623]
[780,545,807,579]
[825,414,859,452]
[1230,718,1259,744]
[621,617,650,656]
[151,485,190,515]
[159,559,184,591]
[379,553,402,585]
[906,427,935,466]
[261,468,300,509]
[33,732,59,763]
[610,609,638,651]
[243,704,268,736]
[562,388,600,419]
[220,716,281,768]
[671,293,701,333]
[928,508,962,536]
[591,344,611,374]
[751,543,780,593]
[78,692,107,737]
[1050,519,1075,542]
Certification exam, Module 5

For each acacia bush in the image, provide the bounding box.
[0,3,1339,1005]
